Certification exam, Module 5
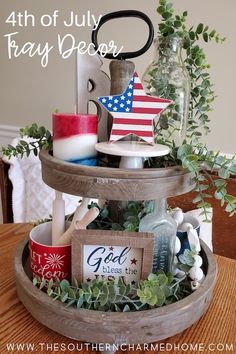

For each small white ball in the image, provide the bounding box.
[178,222,193,232]
[175,237,181,254]
[175,269,186,278]
[189,266,204,281]
[193,255,203,268]
[172,209,184,226]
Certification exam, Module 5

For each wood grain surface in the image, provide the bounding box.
[0,224,235,354]
[40,150,195,201]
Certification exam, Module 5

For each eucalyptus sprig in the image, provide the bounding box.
[177,248,199,273]
[146,1,235,220]
[87,201,154,232]
[1,123,52,159]
[178,144,236,219]
[33,270,190,312]
[156,0,225,143]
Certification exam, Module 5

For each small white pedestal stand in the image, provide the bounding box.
[95,141,170,169]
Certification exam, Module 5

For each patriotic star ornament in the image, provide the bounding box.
[98,72,172,144]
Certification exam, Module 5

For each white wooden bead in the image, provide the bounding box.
[175,269,186,278]
[189,266,204,281]
[194,255,203,268]
[178,222,193,232]
[172,209,184,226]
[191,280,201,291]
[175,237,181,254]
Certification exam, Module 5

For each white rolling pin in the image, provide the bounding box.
[52,191,65,246]
[55,207,100,246]
[71,198,90,228]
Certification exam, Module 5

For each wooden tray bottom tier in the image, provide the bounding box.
[15,238,217,345]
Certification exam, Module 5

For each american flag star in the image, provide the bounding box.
[98,72,172,144]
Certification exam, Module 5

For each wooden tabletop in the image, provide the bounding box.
[0,223,236,354]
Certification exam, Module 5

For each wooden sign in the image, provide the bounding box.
[71,230,154,284]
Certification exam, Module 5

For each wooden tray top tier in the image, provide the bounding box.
[15,238,217,345]
[40,150,195,201]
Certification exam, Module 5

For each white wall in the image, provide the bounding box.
[0,0,235,155]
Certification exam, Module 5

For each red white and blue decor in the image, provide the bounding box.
[98,72,172,144]
[52,113,98,166]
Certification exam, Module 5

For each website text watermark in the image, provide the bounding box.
[4,342,235,352]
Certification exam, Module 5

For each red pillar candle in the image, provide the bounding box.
[53,113,98,166]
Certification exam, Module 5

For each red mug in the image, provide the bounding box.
[29,222,71,282]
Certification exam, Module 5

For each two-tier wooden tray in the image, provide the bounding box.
[13,150,217,350]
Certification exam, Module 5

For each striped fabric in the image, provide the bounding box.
[98,72,172,144]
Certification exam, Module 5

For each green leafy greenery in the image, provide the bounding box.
[33,270,191,312]
[1,123,52,159]
[178,144,236,219]
[155,0,225,142]
[146,0,235,220]
[178,248,199,273]
[87,201,153,232]
[33,200,153,232]
[147,143,236,220]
